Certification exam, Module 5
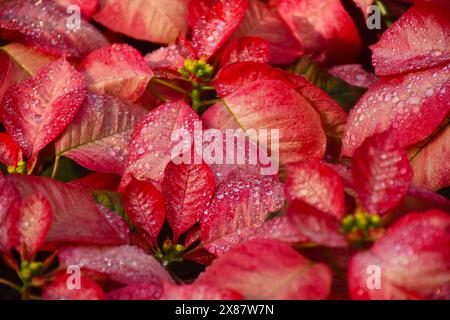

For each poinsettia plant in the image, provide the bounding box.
[0,0,449,300]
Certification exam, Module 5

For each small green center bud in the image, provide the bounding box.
[7,160,27,175]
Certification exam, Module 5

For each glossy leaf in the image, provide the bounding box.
[79,44,154,103]
[1,58,88,158]
[349,209,450,300]
[220,36,270,68]
[122,177,165,242]
[43,273,105,300]
[342,64,450,157]
[285,161,345,219]
[0,0,108,58]
[277,0,362,66]
[203,79,326,164]
[410,125,450,191]
[162,161,215,242]
[162,283,243,300]
[352,131,413,214]
[55,93,146,175]
[191,0,248,59]
[123,100,200,184]
[0,179,20,253]
[14,193,52,257]
[93,0,188,44]
[329,64,377,89]
[54,0,99,19]
[236,0,303,64]
[0,133,23,167]
[371,2,450,76]
[59,245,173,285]
[197,239,333,299]
[2,174,126,245]
[200,173,285,256]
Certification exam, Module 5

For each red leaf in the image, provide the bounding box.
[410,126,450,191]
[329,64,377,88]
[349,209,450,300]
[123,100,200,184]
[203,79,326,164]
[220,36,270,68]
[13,193,52,257]
[371,2,450,76]
[54,0,99,19]
[122,177,165,242]
[106,283,163,300]
[162,161,215,242]
[0,0,108,58]
[144,39,196,78]
[43,273,104,300]
[2,174,126,245]
[352,131,413,214]
[236,0,303,64]
[200,173,285,256]
[286,161,345,219]
[0,133,23,167]
[188,0,214,27]
[342,64,450,157]
[287,200,347,248]
[93,0,189,44]
[79,44,154,103]
[69,173,121,191]
[277,0,362,66]
[162,283,243,300]
[197,239,333,299]
[191,0,249,59]
[59,245,173,285]
[1,58,87,158]
[55,93,146,175]
[0,179,20,253]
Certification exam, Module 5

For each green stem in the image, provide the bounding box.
[148,87,169,102]
[152,78,187,94]
[51,155,61,179]
[199,85,215,91]
[0,278,22,293]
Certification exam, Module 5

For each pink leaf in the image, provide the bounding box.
[203,79,326,164]
[0,179,20,253]
[410,125,449,191]
[2,174,126,245]
[200,173,285,256]
[1,58,87,158]
[123,100,200,183]
[352,131,413,214]
[329,64,377,88]
[54,0,99,19]
[349,209,450,300]
[93,0,189,44]
[0,0,108,58]
[0,133,23,167]
[287,200,347,248]
[69,173,121,191]
[14,193,52,257]
[220,36,270,68]
[286,161,345,219]
[79,44,154,103]
[191,0,249,59]
[371,2,450,76]
[162,161,215,242]
[122,177,165,242]
[162,283,243,300]
[342,64,450,157]
[43,273,104,300]
[236,0,303,64]
[197,239,333,299]
[59,245,173,285]
[277,0,362,66]
[55,93,146,175]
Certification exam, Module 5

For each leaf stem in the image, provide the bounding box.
[199,85,215,91]
[152,78,187,94]
[0,278,22,293]
[199,99,221,107]
[51,155,61,179]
